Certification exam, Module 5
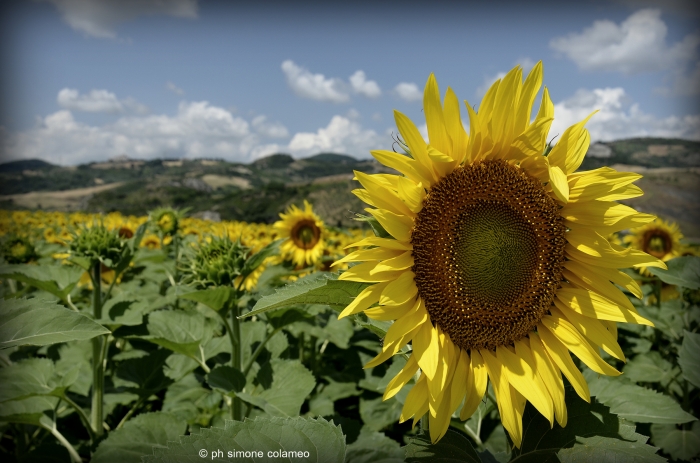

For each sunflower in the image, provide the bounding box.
[333,63,665,447]
[624,218,684,276]
[274,200,325,268]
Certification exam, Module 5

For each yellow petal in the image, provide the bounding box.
[548,111,596,174]
[338,261,403,282]
[332,247,403,266]
[536,326,591,402]
[354,170,413,217]
[371,251,414,275]
[412,320,440,380]
[397,177,425,214]
[563,260,637,312]
[379,271,418,306]
[444,87,468,165]
[519,337,567,427]
[344,236,411,251]
[511,116,553,157]
[449,349,470,412]
[384,299,427,346]
[370,149,431,187]
[394,110,437,181]
[497,344,554,426]
[551,306,625,361]
[366,208,413,242]
[482,348,522,448]
[566,239,667,270]
[365,298,415,321]
[384,354,419,400]
[549,165,569,204]
[555,285,653,326]
[338,281,389,319]
[423,74,451,156]
[460,350,487,420]
[514,61,543,135]
[400,374,428,423]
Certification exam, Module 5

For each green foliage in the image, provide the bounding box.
[0,297,109,348]
[69,224,125,266]
[182,235,248,287]
[92,412,187,463]
[648,256,700,289]
[0,263,83,304]
[405,429,483,462]
[679,330,700,388]
[141,416,346,463]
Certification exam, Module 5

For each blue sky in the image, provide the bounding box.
[1,0,698,165]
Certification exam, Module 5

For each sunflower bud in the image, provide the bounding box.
[69,225,124,266]
[183,236,249,288]
[151,208,180,236]
[2,236,37,264]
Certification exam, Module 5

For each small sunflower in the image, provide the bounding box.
[274,200,325,268]
[334,63,665,446]
[624,218,684,275]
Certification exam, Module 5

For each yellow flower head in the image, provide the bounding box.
[624,218,684,275]
[274,200,325,268]
[335,63,666,446]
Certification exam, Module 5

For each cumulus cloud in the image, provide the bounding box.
[0,101,300,165]
[166,81,185,96]
[549,87,700,141]
[36,0,198,39]
[550,9,699,74]
[281,60,350,103]
[287,115,383,158]
[349,71,381,98]
[57,88,149,114]
[394,82,422,102]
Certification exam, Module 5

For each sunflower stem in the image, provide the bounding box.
[90,261,105,438]
[220,298,243,421]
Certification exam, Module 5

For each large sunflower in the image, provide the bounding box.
[334,63,666,447]
[274,200,325,268]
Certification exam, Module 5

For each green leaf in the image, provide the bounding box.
[557,435,666,462]
[404,429,483,462]
[647,256,700,289]
[142,310,216,359]
[359,396,402,432]
[141,416,345,463]
[237,359,315,417]
[244,273,370,318]
[651,422,700,461]
[622,352,675,384]
[0,264,83,302]
[345,427,404,463]
[92,412,187,463]
[679,330,700,388]
[116,349,173,397]
[55,342,92,396]
[0,396,59,425]
[510,385,663,462]
[179,286,234,312]
[354,213,391,239]
[241,239,282,278]
[308,379,361,417]
[0,297,109,349]
[265,307,311,330]
[587,372,696,424]
[0,358,75,402]
[206,365,246,394]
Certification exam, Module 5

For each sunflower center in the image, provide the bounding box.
[411,160,566,351]
[643,230,672,258]
[291,220,321,250]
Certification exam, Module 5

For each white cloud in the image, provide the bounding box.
[549,87,700,142]
[57,88,149,114]
[252,115,289,138]
[166,81,185,96]
[0,102,300,165]
[550,9,699,74]
[349,71,381,98]
[36,0,198,39]
[287,115,383,158]
[281,60,350,103]
[394,82,422,102]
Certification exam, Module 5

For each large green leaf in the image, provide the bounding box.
[116,349,173,397]
[557,435,667,462]
[359,396,402,432]
[587,372,696,424]
[244,273,370,318]
[237,359,315,417]
[206,365,246,394]
[92,412,187,463]
[0,264,83,302]
[141,416,345,463]
[0,297,109,349]
[309,379,361,417]
[647,256,700,289]
[142,309,216,359]
[0,358,76,402]
[404,429,483,463]
[179,286,235,312]
[345,427,404,463]
[0,396,59,425]
[622,352,675,384]
[651,422,700,461]
[679,330,700,388]
[509,385,664,462]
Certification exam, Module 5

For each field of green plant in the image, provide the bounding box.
[0,206,699,463]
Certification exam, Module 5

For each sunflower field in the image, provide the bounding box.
[2,63,700,463]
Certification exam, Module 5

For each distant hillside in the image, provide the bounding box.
[1,139,698,235]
